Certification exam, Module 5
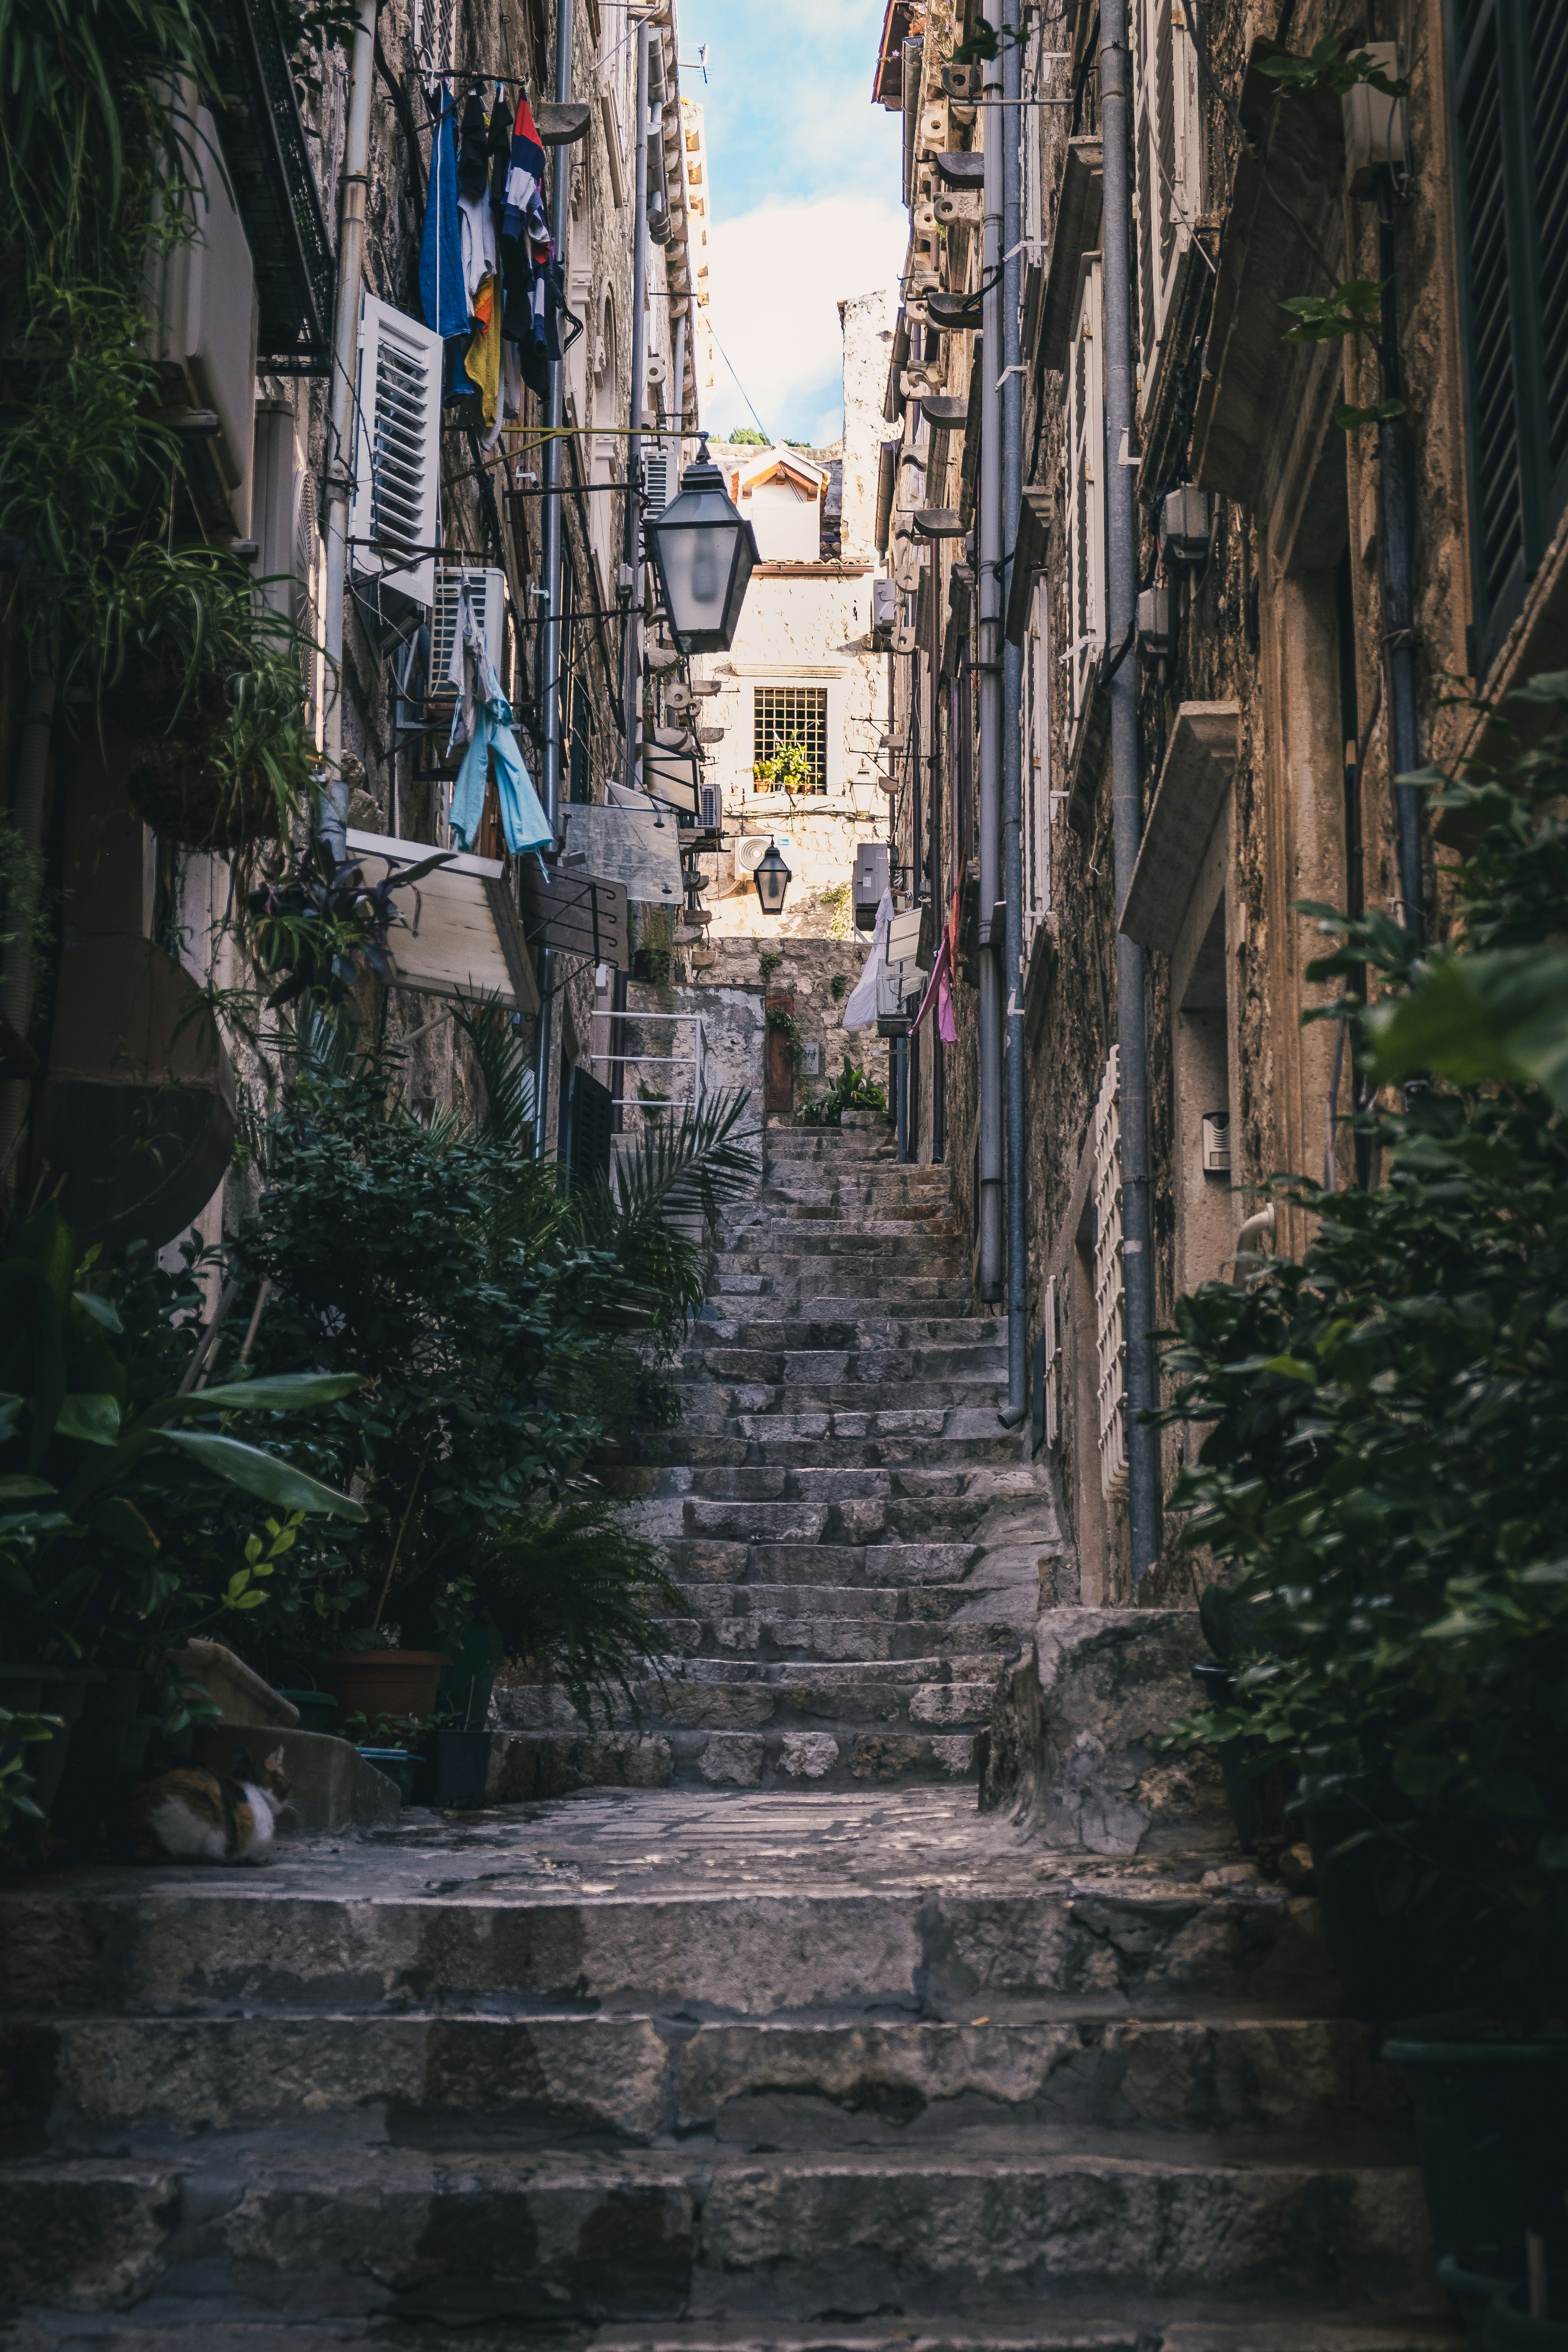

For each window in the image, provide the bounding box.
[753,684,829,791]
[1132,0,1201,400]
[1451,0,1568,674]
[1065,256,1105,724]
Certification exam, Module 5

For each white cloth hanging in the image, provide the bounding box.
[842,889,893,1031]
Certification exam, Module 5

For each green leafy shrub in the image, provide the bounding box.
[800,1060,888,1127]
[1160,673,1568,2012]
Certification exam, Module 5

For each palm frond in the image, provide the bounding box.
[609,1087,760,1232]
[452,991,538,1151]
[478,1496,681,1723]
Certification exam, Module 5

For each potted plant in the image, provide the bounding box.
[0,1204,366,1845]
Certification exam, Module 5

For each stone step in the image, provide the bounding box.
[0,2139,1432,2319]
[0,1867,1332,2018]
[8,2011,1403,2153]
[676,1497,1042,1546]
[697,1317,1002,1350]
[662,1539,998,1586]
[672,1381,1008,1417]
[496,1666,1001,1739]
[655,1611,1023,1666]
[678,1346,1007,1384]
[0,2311,1458,2352]
[494,1724,982,1792]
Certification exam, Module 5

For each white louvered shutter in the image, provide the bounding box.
[350,294,443,608]
[1133,0,1201,403]
[1065,257,1105,723]
[1092,1047,1128,1501]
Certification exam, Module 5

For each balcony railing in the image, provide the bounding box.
[208,0,336,374]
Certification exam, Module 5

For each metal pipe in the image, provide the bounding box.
[621,20,651,793]
[320,0,378,864]
[1100,0,1159,1581]
[977,36,1004,1303]
[533,0,576,1155]
[1377,178,1422,941]
[1000,0,1027,1421]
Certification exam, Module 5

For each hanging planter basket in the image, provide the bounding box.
[109,669,307,852]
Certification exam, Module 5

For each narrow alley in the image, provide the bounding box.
[2,0,1564,2344]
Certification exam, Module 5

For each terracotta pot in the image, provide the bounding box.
[325,1650,450,1730]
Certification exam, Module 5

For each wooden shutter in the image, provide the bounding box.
[1065,257,1105,722]
[1092,1047,1127,1501]
[1452,0,1568,673]
[350,294,443,608]
[567,1067,615,1190]
[1133,0,1200,402]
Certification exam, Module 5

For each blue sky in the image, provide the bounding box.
[675,0,905,443]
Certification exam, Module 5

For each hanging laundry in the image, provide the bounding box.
[499,94,553,348]
[464,272,502,426]
[486,88,513,214]
[456,87,491,198]
[446,599,551,860]
[911,889,960,1046]
[419,96,468,341]
[842,891,893,1031]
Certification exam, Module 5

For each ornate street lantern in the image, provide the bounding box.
[644,438,759,654]
[753,837,791,918]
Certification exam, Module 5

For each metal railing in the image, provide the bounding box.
[591,1007,706,1137]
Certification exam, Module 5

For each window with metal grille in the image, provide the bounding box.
[1132,0,1200,401]
[753,684,829,791]
[1092,1047,1128,1502]
[1452,0,1568,675]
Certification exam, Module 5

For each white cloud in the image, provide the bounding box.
[703,194,905,444]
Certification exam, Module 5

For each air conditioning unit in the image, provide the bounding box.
[853,841,890,928]
[146,101,259,532]
[876,960,925,1037]
[699,780,722,833]
[735,833,792,878]
[870,577,898,647]
[429,566,507,704]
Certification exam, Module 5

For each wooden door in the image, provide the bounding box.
[765,993,795,1115]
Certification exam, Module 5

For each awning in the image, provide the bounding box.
[345,829,539,1016]
[521,862,629,969]
[561,805,683,907]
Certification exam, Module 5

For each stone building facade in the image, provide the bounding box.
[870,0,1568,1599]
[0,0,714,1250]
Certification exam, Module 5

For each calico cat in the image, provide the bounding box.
[127,1746,292,1864]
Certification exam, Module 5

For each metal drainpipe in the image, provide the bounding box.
[533,0,576,1156]
[999,0,1027,1423]
[1377,176,1422,941]
[976,38,1005,1304]
[1100,0,1159,1581]
[320,0,379,865]
[622,20,651,793]
[0,620,55,1197]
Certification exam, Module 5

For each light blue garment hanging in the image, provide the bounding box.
[448,647,552,858]
[420,97,468,341]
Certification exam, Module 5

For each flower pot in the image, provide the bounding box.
[433,1729,492,1809]
[1442,2256,1523,2352]
[1188,1660,1291,1851]
[275,1688,338,1735]
[1385,2034,1568,2272]
[325,1651,449,1732]
[356,1746,417,1804]
[436,1624,502,1732]
[1486,2278,1568,2348]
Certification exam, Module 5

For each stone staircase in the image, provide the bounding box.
[493,1125,1054,1794]
[0,1123,1455,2350]
[0,1787,1450,2349]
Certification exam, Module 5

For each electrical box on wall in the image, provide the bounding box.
[801,1041,823,1077]
[853,842,891,928]
[1343,44,1408,197]
[1201,1111,1232,1174]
